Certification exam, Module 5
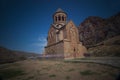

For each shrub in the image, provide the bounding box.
[80,70,97,76]
[49,74,56,77]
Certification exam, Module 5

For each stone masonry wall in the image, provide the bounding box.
[45,41,64,58]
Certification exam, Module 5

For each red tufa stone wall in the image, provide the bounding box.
[47,26,56,46]
[45,40,64,57]
[45,9,87,59]
[45,20,87,59]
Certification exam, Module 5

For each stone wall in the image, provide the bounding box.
[45,41,64,58]
[64,41,86,59]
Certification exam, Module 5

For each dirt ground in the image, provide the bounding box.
[0,59,120,80]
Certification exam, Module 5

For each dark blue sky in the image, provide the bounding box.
[0,0,120,54]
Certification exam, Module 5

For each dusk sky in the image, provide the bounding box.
[0,0,120,54]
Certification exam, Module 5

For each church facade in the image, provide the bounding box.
[45,8,87,59]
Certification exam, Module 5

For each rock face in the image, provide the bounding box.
[78,12,120,48]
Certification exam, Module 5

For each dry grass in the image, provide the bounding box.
[0,60,119,80]
[88,35,120,57]
[79,70,99,76]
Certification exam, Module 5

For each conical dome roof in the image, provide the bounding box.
[54,8,67,16]
[56,8,65,13]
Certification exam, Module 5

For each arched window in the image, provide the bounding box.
[74,48,75,52]
[70,27,77,43]
[58,15,61,21]
[62,16,64,21]
[55,16,57,22]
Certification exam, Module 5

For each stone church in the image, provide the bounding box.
[45,8,87,59]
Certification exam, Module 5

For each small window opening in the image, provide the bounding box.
[58,15,61,21]
[62,16,64,21]
[55,16,57,21]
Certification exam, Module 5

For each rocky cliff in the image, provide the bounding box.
[78,12,120,48]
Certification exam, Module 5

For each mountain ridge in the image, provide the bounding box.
[0,46,40,64]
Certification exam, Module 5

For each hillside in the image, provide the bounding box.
[78,12,120,57]
[78,12,120,48]
[88,35,120,57]
[0,47,40,64]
